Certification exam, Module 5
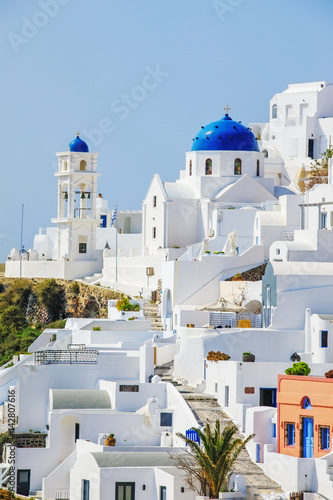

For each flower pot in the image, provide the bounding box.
[242,354,255,362]
[105,436,116,446]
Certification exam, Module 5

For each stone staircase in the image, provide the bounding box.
[155,361,285,499]
[143,301,164,331]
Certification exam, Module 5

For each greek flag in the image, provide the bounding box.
[111,207,117,227]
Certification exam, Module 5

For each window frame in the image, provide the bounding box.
[285,422,295,447]
[256,159,260,176]
[152,227,156,239]
[153,195,157,208]
[321,330,328,348]
[272,104,277,119]
[234,158,242,175]
[79,243,87,254]
[319,425,330,450]
[115,482,135,500]
[205,158,212,175]
[160,486,167,500]
[160,412,173,427]
[189,160,192,176]
[82,479,90,500]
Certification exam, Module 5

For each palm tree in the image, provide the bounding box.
[175,420,253,498]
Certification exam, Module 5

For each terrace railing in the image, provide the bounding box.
[34,348,99,365]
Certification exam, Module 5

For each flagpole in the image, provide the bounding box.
[115,204,118,283]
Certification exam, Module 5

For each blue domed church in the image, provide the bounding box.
[142,108,277,255]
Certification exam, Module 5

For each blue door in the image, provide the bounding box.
[303,417,314,458]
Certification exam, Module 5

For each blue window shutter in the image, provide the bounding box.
[273,423,276,438]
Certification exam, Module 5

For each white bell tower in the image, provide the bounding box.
[51,133,100,262]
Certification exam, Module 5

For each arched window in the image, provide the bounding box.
[302,397,312,410]
[63,160,68,171]
[205,158,212,175]
[272,104,277,119]
[263,149,268,158]
[189,160,192,176]
[256,159,260,177]
[80,160,87,171]
[234,158,242,175]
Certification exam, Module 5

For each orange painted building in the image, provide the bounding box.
[277,375,333,458]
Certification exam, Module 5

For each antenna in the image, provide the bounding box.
[19,203,25,279]
[20,203,24,254]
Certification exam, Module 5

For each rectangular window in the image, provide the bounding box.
[119,385,139,392]
[160,412,173,427]
[321,212,327,229]
[115,482,135,500]
[100,215,107,228]
[79,243,87,254]
[225,386,229,407]
[152,227,156,239]
[285,422,295,446]
[75,423,80,442]
[82,480,90,500]
[153,196,157,208]
[160,486,167,500]
[319,426,330,450]
[256,443,261,463]
[272,423,276,438]
[321,330,328,348]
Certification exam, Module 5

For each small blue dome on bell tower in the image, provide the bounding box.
[69,132,89,153]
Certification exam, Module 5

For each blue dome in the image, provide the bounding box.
[191,114,259,152]
[69,134,89,153]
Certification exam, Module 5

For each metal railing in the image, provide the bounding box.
[35,348,98,365]
[209,312,262,328]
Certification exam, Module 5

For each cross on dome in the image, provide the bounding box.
[223,105,231,115]
[76,131,80,137]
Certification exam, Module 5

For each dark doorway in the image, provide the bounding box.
[308,139,314,159]
[260,388,277,407]
[17,469,30,496]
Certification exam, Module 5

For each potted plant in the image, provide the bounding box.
[105,433,116,446]
[232,273,243,281]
[242,351,255,362]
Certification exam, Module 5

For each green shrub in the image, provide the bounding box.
[115,298,140,311]
[285,362,311,376]
[70,282,80,295]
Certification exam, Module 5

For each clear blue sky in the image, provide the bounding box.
[1,0,333,261]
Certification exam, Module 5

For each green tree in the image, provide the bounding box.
[175,421,253,498]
